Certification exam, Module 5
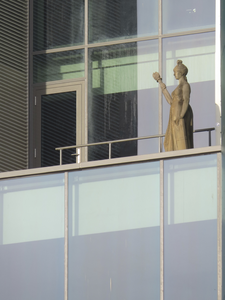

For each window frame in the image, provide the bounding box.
[31,80,85,168]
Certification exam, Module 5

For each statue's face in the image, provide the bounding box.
[174,71,182,80]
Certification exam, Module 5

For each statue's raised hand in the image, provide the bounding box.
[152,72,162,82]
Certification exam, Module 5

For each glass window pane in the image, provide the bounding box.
[164,155,217,300]
[0,174,64,300]
[162,32,216,149]
[88,41,159,161]
[41,92,76,167]
[89,0,158,43]
[68,162,160,300]
[162,0,215,34]
[33,0,84,51]
[33,49,84,83]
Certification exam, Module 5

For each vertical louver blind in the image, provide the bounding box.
[0,0,28,172]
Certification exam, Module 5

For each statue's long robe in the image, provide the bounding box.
[164,104,193,151]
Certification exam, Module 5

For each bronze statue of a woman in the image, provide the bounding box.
[153,60,193,151]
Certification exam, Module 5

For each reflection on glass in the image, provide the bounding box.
[0,174,64,300]
[162,32,216,149]
[68,162,160,300]
[33,49,84,83]
[88,41,159,161]
[33,0,84,51]
[162,0,215,34]
[164,155,217,300]
[89,0,158,43]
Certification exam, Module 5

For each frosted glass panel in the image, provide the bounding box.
[3,186,64,244]
[68,162,160,300]
[0,174,64,300]
[70,163,160,235]
[164,155,217,300]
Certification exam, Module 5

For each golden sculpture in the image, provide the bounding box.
[153,60,193,151]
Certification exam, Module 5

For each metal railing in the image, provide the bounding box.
[55,127,215,165]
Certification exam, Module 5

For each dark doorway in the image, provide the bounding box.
[41,91,76,166]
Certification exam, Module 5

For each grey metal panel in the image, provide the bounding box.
[0,0,28,172]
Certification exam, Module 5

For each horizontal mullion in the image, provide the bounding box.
[32,77,86,89]
[87,35,159,48]
[161,27,215,39]
[33,27,215,56]
[33,44,86,55]
[89,28,215,48]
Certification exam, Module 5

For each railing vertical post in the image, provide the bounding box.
[109,143,111,159]
[77,148,81,163]
[209,130,212,147]
[60,149,62,165]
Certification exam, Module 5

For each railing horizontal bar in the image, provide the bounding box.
[194,127,215,133]
[55,127,215,151]
[56,134,165,150]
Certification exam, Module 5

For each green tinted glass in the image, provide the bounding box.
[88,41,159,160]
[33,50,84,83]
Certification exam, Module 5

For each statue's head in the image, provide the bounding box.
[173,60,188,77]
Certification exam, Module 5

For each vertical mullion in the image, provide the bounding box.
[158,38,163,152]
[29,0,34,168]
[85,0,88,46]
[76,85,83,161]
[84,0,89,161]
[158,0,163,152]
[64,172,69,300]
[215,0,221,146]
[160,159,164,300]
[217,153,222,300]
[159,1,164,296]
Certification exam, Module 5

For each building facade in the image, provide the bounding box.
[0,0,224,300]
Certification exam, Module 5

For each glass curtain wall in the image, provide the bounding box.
[0,174,65,300]
[68,162,160,300]
[33,0,216,162]
[0,154,218,300]
[164,154,217,300]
